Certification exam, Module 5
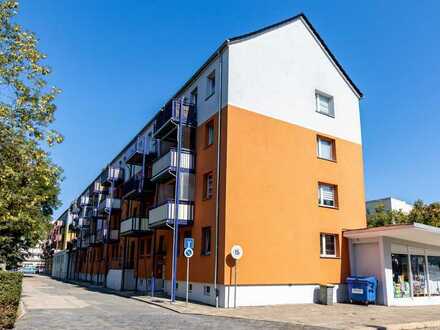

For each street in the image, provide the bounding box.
[16,275,313,330]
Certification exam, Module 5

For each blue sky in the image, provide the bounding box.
[17,1,440,219]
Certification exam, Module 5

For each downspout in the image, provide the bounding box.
[214,45,226,308]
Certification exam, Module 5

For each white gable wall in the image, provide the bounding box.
[227,17,362,145]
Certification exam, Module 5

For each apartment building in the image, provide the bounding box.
[366,197,413,215]
[56,13,366,307]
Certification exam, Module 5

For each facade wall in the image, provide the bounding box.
[222,105,365,286]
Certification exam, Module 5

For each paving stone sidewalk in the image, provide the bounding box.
[71,280,440,329]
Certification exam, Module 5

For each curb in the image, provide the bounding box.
[16,300,26,320]
[384,320,440,330]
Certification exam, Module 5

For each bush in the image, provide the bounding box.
[0,271,23,329]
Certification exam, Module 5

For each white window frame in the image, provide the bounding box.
[206,71,216,99]
[320,233,337,258]
[204,173,213,199]
[317,136,335,161]
[207,122,214,146]
[318,183,337,208]
[315,91,335,117]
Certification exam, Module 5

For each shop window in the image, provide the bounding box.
[201,227,211,256]
[428,256,440,296]
[320,233,337,258]
[392,253,411,298]
[318,183,338,208]
[411,255,428,297]
[317,136,336,161]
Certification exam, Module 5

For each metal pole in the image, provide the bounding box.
[234,261,238,308]
[171,99,183,302]
[186,257,189,304]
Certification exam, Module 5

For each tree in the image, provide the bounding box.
[367,204,408,228]
[407,200,440,227]
[0,0,62,268]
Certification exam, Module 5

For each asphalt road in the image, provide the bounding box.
[16,275,316,330]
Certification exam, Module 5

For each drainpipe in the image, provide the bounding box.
[214,47,225,308]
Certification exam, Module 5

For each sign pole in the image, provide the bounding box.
[230,245,243,309]
[234,260,238,308]
[186,256,190,304]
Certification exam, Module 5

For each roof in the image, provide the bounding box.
[344,223,440,247]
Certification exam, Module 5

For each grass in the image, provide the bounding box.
[0,271,23,329]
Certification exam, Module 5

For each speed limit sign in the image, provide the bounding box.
[231,245,243,260]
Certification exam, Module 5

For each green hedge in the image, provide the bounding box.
[0,271,23,329]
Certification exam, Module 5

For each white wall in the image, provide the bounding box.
[228,17,361,145]
[52,251,69,280]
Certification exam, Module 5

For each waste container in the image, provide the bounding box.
[346,276,377,305]
[319,284,335,305]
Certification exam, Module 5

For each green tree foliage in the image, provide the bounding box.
[0,0,62,268]
[367,200,440,229]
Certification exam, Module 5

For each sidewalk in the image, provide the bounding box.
[69,279,440,329]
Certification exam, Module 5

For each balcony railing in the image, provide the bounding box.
[121,171,154,200]
[97,197,121,213]
[93,181,108,195]
[125,136,156,165]
[100,166,124,186]
[80,195,91,206]
[120,217,150,235]
[151,148,195,182]
[153,99,196,140]
[108,229,119,241]
[148,200,194,228]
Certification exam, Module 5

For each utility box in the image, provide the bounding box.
[319,284,335,305]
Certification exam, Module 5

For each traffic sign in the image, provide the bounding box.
[231,245,243,260]
[184,247,194,258]
[184,238,194,250]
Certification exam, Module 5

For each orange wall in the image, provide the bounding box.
[222,105,366,285]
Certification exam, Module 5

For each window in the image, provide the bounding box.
[139,239,145,256]
[204,285,211,296]
[146,237,152,256]
[190,88,198,106]
[158,235,166,255]
[320,233,337,257]
[206,121,214,147]
[316,91,334,117]
[203,172,214,200]
[201,227,211,256]
[317,136,336,161]
[206,71,215,98]
[318,183,337,208]
[188,283,193,292]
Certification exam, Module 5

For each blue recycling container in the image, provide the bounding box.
[346,275,377,305]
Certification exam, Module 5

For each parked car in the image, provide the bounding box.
[19,266,36,274]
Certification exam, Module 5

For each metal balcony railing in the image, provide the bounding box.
[148,200,194,228]
[125,136,156,165]
[120,217,150,235]
[151,148,195,182]
[153,99,196,140]
[102,166,124,186]
[97,197,121,213]
[121,171,154,200]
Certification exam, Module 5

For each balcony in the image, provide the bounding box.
[89,234,97,246]
[120,217,150,236]
[153,99,196,141]
[102,166,124,186]
[107,229,119,242]
[93,181,108,195]
[96,229,105,244]
[81,238,89,249]
[151,148,195,182]
[148,200,194,228]
[125,136,156,165]
[80,195,91,207]
[121,172,155,200]
[97,197,121,214]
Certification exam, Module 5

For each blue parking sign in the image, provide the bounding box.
[184,238,194,249]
